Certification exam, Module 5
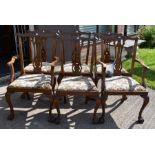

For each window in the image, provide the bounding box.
[124,25,139,36]
[79,25,116,33]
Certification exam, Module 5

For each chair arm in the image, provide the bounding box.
[51,56,59,66]
[96,60,106,91]
[6,56,17,83]
[51,56,59,75]
[135,58,150,70]
[7,56,17,66]
[134,58,150,87]
[97,60,106,72]
[51,56,59,89]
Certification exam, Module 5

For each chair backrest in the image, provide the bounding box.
[17,31,58,74]
[76,31,91,64]
[94,33,138,76]
[57,30,91,64]
[95,32,122,63]
[58,31,94,76]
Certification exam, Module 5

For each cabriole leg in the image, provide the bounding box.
[21,92,30,100]
[5,92,14,120]
[138,94,149,124]
[98,94,108,123]
[121,95,127,102]
[92,98,101,124]
[48,96,60,124]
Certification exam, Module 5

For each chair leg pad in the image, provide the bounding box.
[7,114,14,120]
[137,117,144,124]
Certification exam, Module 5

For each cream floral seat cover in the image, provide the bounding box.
[96,63,128,77]
[8,74,52,90]
[57,76,98,92]
[24,62,90,74]
[105,76,145,91]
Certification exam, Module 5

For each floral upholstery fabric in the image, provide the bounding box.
[63,63,90,73]
[8,74,52,90]
[24,62,53,74]
[97,63,128,76]
[24,62,90,74]
[97,63,114,76]
[57,76,98,92]
[105,76,145,91]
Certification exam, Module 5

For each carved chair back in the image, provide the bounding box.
[17,31,58,75]
[76,31,91,64]
[94,33,138,77]
[58,31,94,77]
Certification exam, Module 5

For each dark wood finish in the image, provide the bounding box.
[58,30,92,70]
[7,31,59,82]
[5,30,149,125]
[49,32,100,123]
[94,34,150,123]
[7,56,17,83]
[5,33,60,123]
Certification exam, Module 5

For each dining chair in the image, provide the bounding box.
[5,33,60,122]
[94,35,150,123]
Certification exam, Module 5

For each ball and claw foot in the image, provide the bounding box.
[137,116,144,124]
[121,96,127,102]
[48,116,60,124]
[92,116,104,124]
[7,114,14,120]
[21,93,26,99]
[20,93,30,100]
[98,116,105,124]
[92,117,97,124]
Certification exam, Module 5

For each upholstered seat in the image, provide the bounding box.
[105,76,145,91]
[96,63,128,77]
[96,63,114,76]
[24,62,59,74]
[57,76,98,92]
[63,63,90,73]
[8,74,52,90]
[24,62,90,74]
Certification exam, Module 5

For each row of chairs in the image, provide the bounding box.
[5,30,149,124]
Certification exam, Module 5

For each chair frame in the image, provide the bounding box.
[5,33,60,122]
[49,32,101,123]
[94,34,150,123]
[57,31,92,75]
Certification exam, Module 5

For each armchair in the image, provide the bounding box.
[49,32,101,123]
[5,33,60,122]
[94,35,149,124]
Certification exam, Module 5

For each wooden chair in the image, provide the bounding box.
[93,33,128,84]
[56,31,92,78]
[5,33,60,122]
[49,32,101,123]
[94,34,150,124]
[15,30,91,77]
[18,30,60,75]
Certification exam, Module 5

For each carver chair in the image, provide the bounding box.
[94,35,150,124]
[5,33,60,122]
[49,32,101,123]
